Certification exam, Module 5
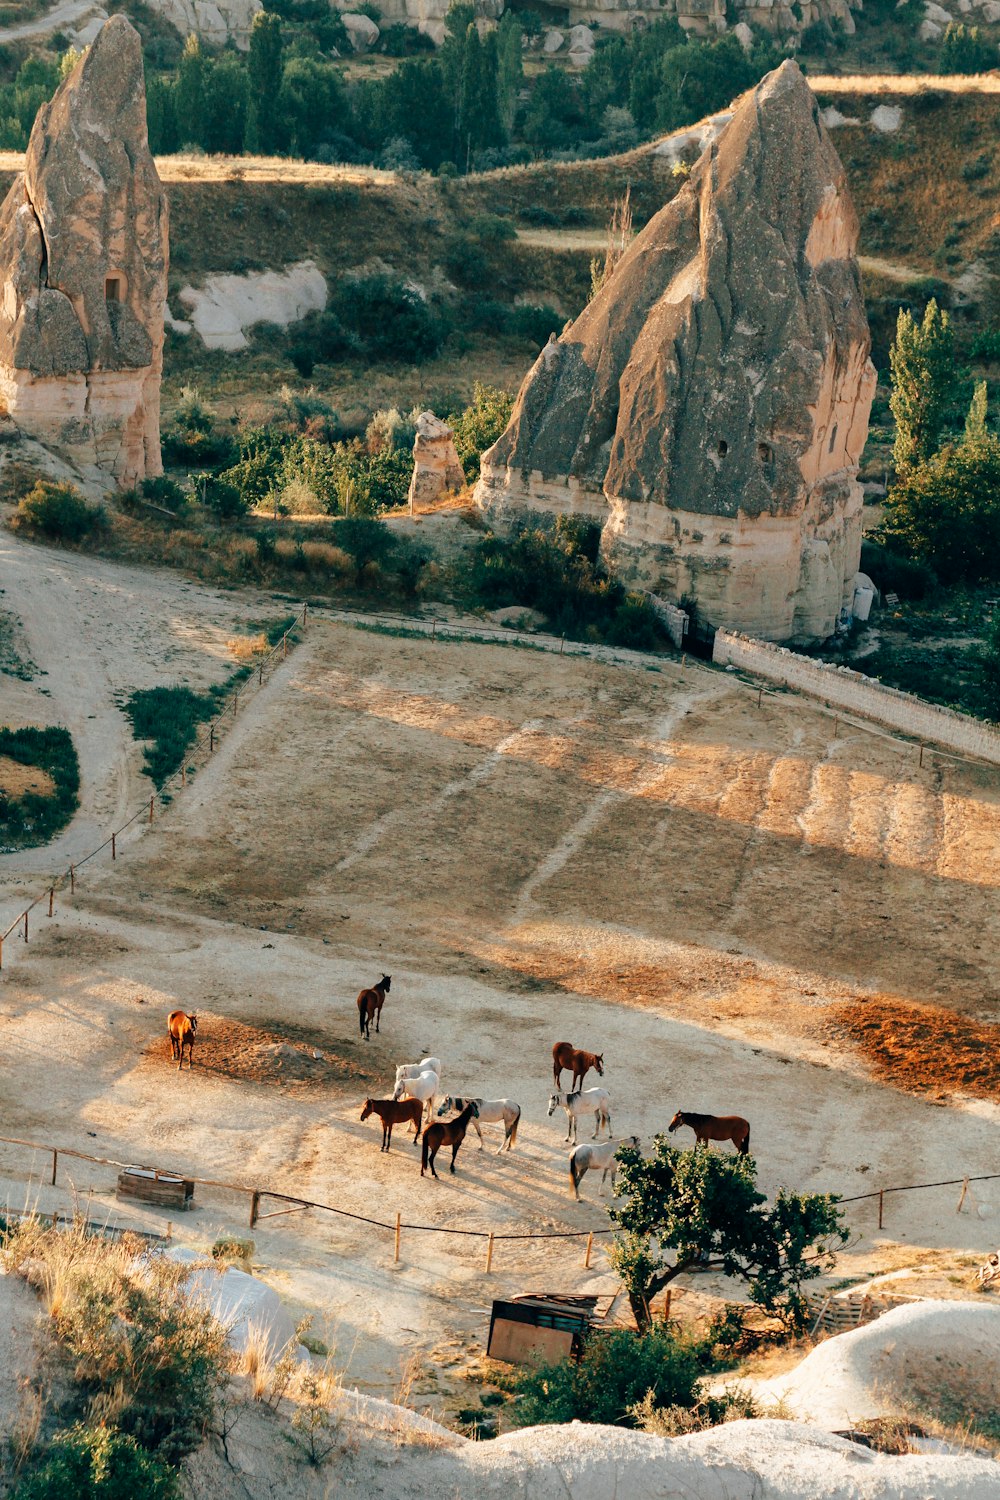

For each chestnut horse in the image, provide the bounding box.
[167,1010,197,1070]
[421,1100,479,1178]
[357,975,392,1039]
[668,1111,750,1155]
[361,1097,423,1151]
[552,1041,604,1091]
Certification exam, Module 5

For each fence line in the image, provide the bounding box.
[0,604,309,966]
[1,1129,996,1268]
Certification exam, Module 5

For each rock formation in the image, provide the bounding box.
[0,17,168,487]
[407,412,466,510]
[475,61,876,643]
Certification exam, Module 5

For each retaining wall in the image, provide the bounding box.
[712,629,1000,765]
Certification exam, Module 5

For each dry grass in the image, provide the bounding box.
[0,756,55,799]
[227,632,269,661]
[834,997,1000,1100]
[809,73,1000,94]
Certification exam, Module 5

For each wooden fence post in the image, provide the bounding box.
[584,1231,593,1269]
[258,662,264,686]
[111,833,116,861]
[149,796,154,824]
[431,619,437,643]
[283,633,288,659]
[394,1212,401,1263]
[70,865,75,893]
[303,602,308,625]
[249,1190,260,1229]
[919,743,925,768]
[51,1149,58,1186]
[23,911,28,942]
[956,1177,970,1214]
[48,888,54,918]
[210,725,215,753]
[485,1232,494,1273]
[181,766,186,787]
[878,1189,884,1230]
[757,685,763,708]
[0,935,3,970]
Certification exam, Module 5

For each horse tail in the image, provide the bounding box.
[740,1125,750,1156]
[569,1153,581,1197]
[359,1000,364,1037]
[421,1133,430,1171]
[508,1106,520,1147]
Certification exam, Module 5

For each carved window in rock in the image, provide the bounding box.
[105,272,126,303]
[717,440,728,457]
[758,442,772,463]
[828,423,838,455]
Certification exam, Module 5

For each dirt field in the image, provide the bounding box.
[2,554,1000,1410]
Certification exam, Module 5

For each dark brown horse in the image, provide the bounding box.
[167,1010,197,1070]
[421,1100,479,1178]
[552,1041,604,1091]
[668,1111,750,1155]
[361,1096,423,1151]
[357,975,392,1039]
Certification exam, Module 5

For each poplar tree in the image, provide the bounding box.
[246,11,284,155]
[175,34,206,149]
[889,299,957,475]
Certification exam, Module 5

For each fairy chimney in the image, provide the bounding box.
[407,411,466,511]
[475,61,876,643]
[0,17,168,486]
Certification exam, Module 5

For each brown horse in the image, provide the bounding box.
[357,975,392,1039]
[167,1010,197,1070]
[552,1041,604,1092]
[361,1097,423,1151]
[421,1100,479,1178]
[668,1111,750,1155]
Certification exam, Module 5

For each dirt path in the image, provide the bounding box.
[0,530,277,878]
[0,0,96,41]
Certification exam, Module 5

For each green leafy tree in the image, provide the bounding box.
[965,378,988,444]
[204,57,249,154]
[246,12,284,154]
[880,431,1000,583]
[522,65,581,151]
[656,34,777,133]
[608,1138,847,1333]
[382,59,453,169]
[889,299,957,475]
[278,57,346,157]
[175,34,207,149]
[448,382,513,479]
[496,12,523,136]
[146,75,178,154]
[939,22,995,73]
[979,608,1000,721]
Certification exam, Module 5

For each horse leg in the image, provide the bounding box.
[474,1117,484,1150]
[385,1120,393,1151]
[374,1001,381,1034]
[606,1109,612,1140]
[450,1141,461,1174]
[428,1145,439,1179]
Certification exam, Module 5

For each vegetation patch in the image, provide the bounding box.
[834,996,1000,1100]
[10,482,105,545]
[0,726,79,850]
[142,1013,375,1092]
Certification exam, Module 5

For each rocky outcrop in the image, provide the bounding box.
[0,17,168,487]
[407,412,466,510]
[475,61,876,644]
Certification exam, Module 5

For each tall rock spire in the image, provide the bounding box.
[0,16,168,487]
[475,61,876,643]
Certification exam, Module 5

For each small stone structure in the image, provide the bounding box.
[475,62,876,644]
[407,412,466,511]
[0,17,168,487]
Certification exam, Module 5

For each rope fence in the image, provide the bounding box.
[0,603,309,968]
[0,1128,997,1274]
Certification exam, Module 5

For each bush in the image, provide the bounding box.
[0,725,80,849]
[12,1422,177,1494]
[333,516,398,580]
[449,383,514,480]
[13,482,103,543]
[140,476,187,513]
[290,274,446,373]
[860,540,937,600]
[124,683,230,785]
[12,1424,178,1500]
[880,434,1000,584]
[200,474,250,522]
[510,1326,705,1429]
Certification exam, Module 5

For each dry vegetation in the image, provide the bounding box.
[141,1014,376,1093]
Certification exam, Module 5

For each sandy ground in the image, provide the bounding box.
[1,542,1000,1413]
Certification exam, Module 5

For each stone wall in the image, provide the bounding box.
[713,629,1000,765]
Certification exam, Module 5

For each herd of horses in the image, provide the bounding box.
[163,984,751,1193]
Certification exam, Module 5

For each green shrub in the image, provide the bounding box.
[200,474,249,521]
[0,725,80,849]
[449,383,514,480]
[123,684,231,786]
[289,273,446,375]
[140,476,187,513]
[333,516,398,581]
[510,1326,704,1429]
[12,1425,178,1500]
[13,482,103,543]
[860,540,937,600]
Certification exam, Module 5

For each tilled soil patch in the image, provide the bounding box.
[143,1014,377,1093]
[833,998,1000,1101]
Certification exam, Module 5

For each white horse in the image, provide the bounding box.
[436,1095,521,1153]
[394,1057,441,1090]
[568,1135,639,1200]
[393,1068,440,1123]
[548,1088,612,1144]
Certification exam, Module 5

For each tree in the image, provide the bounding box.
[880,431,1000,583]
[979,608,1000,721]
[965,378,988,444]
[448,382,513,479]
[656,34,777,134]
[246,11,284,154]
[939,21,995,73]
[145,75,178,154]
[608,1138,847,1333]
[521,65,581,152]
[277,57,346,157]
[203,57,249,155]
[175,33,207,149]
[889,299,957,475]
[496,12,523,137]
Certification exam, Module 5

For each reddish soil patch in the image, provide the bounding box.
[834,998,1000,1100]
[143,1015,375,1093]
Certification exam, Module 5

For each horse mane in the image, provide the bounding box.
[677,1111,711,1126]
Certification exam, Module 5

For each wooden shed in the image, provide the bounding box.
[487,1294,599,1367]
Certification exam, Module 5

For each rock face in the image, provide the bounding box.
[0,17,168,487]
[407,412,466,510]
[475,61,876,643]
